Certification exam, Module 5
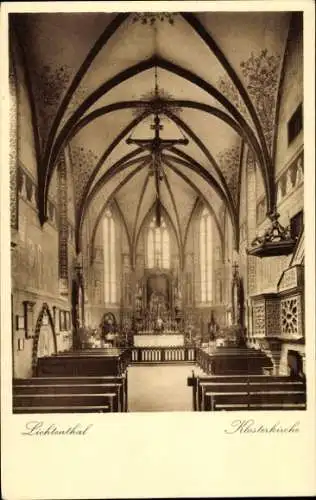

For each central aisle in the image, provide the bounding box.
[127,364,206,412]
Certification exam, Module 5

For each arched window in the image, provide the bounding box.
[103,209,117,304]
[147,216,170,268]
[200,208,212,302]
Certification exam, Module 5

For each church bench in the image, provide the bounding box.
[36,351,130,377]
[211,403,306,411]
[14,375,125,384]
[196,348,273,375]
[13,393,117,412]
[13,375,128,412]
[14,384,123,411]
[204,390,306,411]
[13,405,112,414]
[187,373,306,411]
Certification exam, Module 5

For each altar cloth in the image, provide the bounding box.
[133,334,184,347]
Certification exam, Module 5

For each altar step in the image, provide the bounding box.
[127,363,206,412]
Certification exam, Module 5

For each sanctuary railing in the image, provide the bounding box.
[131,346,197,364]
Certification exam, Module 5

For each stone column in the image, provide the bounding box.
[57,152,69,295]
[246,150,257,338]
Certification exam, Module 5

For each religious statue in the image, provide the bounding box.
[135,283,143,312]
[156,316,164,332]
[174,284,182,316]
[149,290,167,317]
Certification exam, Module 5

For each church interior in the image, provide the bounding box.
[9,11,306,413]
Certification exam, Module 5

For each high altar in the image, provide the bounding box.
[133,268,184,347]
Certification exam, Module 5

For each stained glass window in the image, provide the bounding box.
[103,210,117,303]
[147,216,170,268]
[200,208,212,302]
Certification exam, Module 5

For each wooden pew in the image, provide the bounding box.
[196,347,273,375]
[187,373,306,411]
[203,389,306,411]
[53,348,132,374]
[36,350,130,377]
[13,375,128,413]
[13,393,116,414]
[14,375,127,412]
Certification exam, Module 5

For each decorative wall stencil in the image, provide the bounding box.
[252,302,265,336]
[240,49,281,153]
[276,150,304,205]
[57,152,69,293]
[281,295,302,337]
[70,145,99,205]
[32,64,71,148]
[18,166,36,210]
[17,164,58,227]
[60,84,90,130]
[218,144,241,206]
[246,150,257,294]
[132,12,178,25]
[256,196,267,225]
[218,74,249,120]
[9,60,18,230]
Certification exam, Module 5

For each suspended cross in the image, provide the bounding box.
[126,113,188,226]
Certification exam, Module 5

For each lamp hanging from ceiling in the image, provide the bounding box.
[247,211,296,257]
[133,66,183,118]
[126,67,188,227]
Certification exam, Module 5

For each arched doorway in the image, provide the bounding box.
[32,303,57,376]
[287,349,305,379]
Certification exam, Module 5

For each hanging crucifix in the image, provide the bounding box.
[126,67,189,226]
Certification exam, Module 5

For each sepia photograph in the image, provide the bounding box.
[8,8,306,414]
[1,1,315,499]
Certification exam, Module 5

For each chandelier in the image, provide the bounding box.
[133,66,182,118]
[247,211,296,257]
[126,67,188,227]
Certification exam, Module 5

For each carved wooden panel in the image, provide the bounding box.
[252,301,265,336]
[281,294,302,338]
[266,300,281,336]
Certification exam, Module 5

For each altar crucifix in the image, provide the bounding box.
[126,68,189,226]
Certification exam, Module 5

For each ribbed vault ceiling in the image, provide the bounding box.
[11,11,293,253]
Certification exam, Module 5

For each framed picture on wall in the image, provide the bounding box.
[16,315,25,330]
[17,338,24,351]
[23,300,35,339]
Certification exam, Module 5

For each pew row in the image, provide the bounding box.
[196,347,273,375]
[13,375,128,413]
[36,349,131,377]
[187,373,306,411]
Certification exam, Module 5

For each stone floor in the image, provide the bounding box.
[127,363,206,412]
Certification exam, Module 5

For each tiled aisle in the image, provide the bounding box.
[127,364,205,412]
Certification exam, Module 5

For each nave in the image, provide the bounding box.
[8,10,306,414]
